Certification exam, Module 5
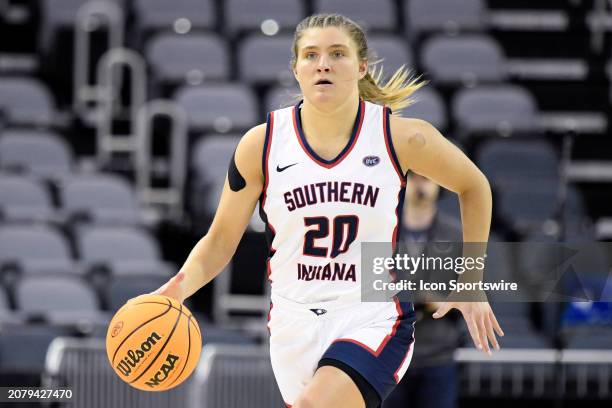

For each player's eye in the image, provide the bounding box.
[332,50,344,58]
[305,52,317,60]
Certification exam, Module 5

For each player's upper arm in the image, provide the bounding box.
[206,123,266,249]
[390,116,489,195]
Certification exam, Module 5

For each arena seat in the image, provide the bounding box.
[0,129,73,178]
[133,0,215,37]
[314,0,397,32]
[0,225,75,278]
[174,84,258,132]
[146,33,230,88]
[224,0,305,35]
[14,275,109,327]
[476,139,559,188]
[190,134,242,218]
[451,84,539,138]
[237,34,295,85]
[105,274,170,312]
[264,85,301,113]
[60,173,140,225]
[368,34,415,77]
[76,225,174,278]
[0,324,67,373]
[403,87,448,131]
[405,0,487,39]
[43,337,193,408]
[0,175,54,223]
[0,76,56,126]
[420,34,507,85]
[192,345,284,408]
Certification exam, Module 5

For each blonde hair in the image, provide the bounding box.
[291,13,426,113]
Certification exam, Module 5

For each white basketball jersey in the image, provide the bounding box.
[260,100,406,303]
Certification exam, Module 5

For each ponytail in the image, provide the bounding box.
[358,65,426,113]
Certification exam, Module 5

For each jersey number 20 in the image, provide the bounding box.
[303,215,359,258]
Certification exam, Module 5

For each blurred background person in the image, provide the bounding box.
[384,172,462,408]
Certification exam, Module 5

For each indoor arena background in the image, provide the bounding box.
[0,0,611,407]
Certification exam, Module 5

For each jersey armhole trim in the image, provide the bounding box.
[261,111,274,207]
[383,106,406,187]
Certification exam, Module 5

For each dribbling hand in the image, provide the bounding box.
[150,271,186,303]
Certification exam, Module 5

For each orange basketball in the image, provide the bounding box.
[106,294,202,391]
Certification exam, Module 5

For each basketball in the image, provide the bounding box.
[106,294,202,391]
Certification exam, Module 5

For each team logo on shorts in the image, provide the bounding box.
[362,156,380,167]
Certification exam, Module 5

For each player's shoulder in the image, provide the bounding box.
[388,116,438,151]
[389,116,436,136]
[236,123,267,155]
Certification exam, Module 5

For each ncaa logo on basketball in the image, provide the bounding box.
[111,321,124,338]
[362,155,380,167]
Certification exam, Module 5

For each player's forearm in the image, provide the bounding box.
[458,174,492,243]
[178,232,236,300]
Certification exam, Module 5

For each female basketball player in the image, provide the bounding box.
[150,14,503,408]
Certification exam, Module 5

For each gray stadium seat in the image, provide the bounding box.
[0,325,66,373]
[0,225,74,277]
[421,34,507,85]
[133,0,215,34]
[193,345,284,408]
[405,0,486,38]
[146,33,230,85]
[15,275,109,326]
[44,338,194,408]
[0,77,55,125]
[264,86,301,113]
[476,139,559,188]
[0,129,73,177]
[403,87,447,130]
[497,184,560,232]
[38,0,126,52]
[225,0,305,35]
[77,226,174,277]
[191,134,242,217]
[452,85,539,138]
[61,173,140,225]
[106,274,170,312]
[0,175,54,223]
[314,0,396,32]
[238,34,295,85]
[368,35,415,78]
[174,84,258,132]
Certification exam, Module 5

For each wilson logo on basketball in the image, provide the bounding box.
[111,321,124,338]
[116,332,162,377]
[145,353,180,388]
[362,155,380,167]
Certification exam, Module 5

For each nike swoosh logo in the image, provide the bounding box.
[276,163,298,172]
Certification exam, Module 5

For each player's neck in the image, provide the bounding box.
[300,96,360,145]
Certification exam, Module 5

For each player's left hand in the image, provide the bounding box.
[433,301,504,355]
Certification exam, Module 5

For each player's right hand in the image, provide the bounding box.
[150,271,186,303]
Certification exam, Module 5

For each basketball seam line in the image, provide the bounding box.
[166,314,193,388]
[130,302,183,385]
[111,300,173,364]
[130,300,201,339]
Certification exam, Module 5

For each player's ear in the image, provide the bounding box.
[358,59,368,79]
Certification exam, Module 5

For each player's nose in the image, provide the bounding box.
[317,55,331,72]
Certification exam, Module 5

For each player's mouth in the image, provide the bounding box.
[315,79,333,87]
